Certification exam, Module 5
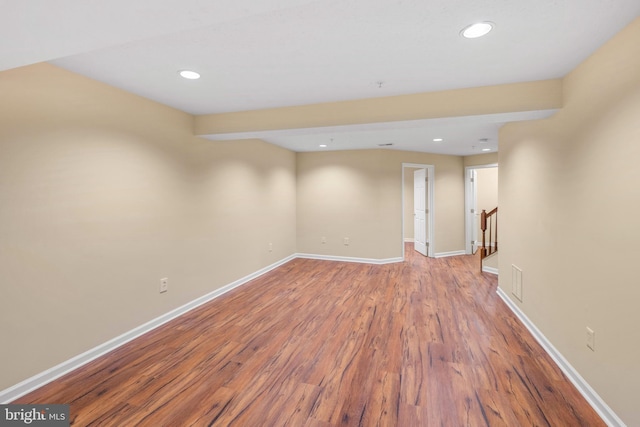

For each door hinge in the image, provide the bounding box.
[470,208,475,213]
[470,177,475,183]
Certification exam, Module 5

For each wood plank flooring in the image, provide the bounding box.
[15,245,605,426]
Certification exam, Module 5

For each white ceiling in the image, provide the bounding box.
[2,0,639,155]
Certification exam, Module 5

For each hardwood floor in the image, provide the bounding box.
[15,245,604,426]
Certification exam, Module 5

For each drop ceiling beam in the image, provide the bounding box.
[194,79,562,136]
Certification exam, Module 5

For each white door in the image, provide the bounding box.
[469,169,480,253]
[413,169,428,256]
[465,168,478,254]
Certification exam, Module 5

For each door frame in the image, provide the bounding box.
[413,168,428,256]
[402,163,435,259]
[464,163,498,254]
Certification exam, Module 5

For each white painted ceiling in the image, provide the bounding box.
[2,0,639,155]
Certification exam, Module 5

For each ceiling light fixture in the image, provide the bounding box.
[319,144,328,148]
[461,22,494,39]
[179,70,201,80]
[482,148,492,152]
[433,138,443,142]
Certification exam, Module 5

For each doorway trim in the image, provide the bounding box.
[464,163,498,255]
[402,163,435,259]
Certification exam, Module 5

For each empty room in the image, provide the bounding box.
[1,1,639,426]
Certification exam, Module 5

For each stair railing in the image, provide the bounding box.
[480,207,498,269]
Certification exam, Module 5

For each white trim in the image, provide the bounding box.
[465,167,478,254]
[497,288,625,427]
[0,254,297,404]
[434,250,466,258]
[296,253,403,265]
[404,238,414,243]
[482,266,499,275]
[426,166,435,258]
[475,240,497,248]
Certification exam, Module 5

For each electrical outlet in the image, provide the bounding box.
[321,236,326,244]
[160,278,168,293]
[586,327,595,351]
[268,242,273,252]
[343,237,350,246]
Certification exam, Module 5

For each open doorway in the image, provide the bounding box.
[402,163,435,258]
[464,164,498,255]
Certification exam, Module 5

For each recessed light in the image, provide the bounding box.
[179,70,201,80]
[319,144,328,148]
[482,148,492,152]
[433,138,443,142]
[461,22,494,39]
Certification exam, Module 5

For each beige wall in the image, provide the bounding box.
[297,150,464,259]
[499,17,640,426]
[476,168,498,213]
[0,64,297,391]
[403,168,418,241]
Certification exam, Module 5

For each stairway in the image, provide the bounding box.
[480,207,497,271]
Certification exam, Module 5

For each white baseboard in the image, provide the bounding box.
[474,240,497,248]
[434,250,466,258]
[482,266,499,275]
[497,288,625,427]
[0,254,297,404]
[296,253,403,265]
[404,238,415,243]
